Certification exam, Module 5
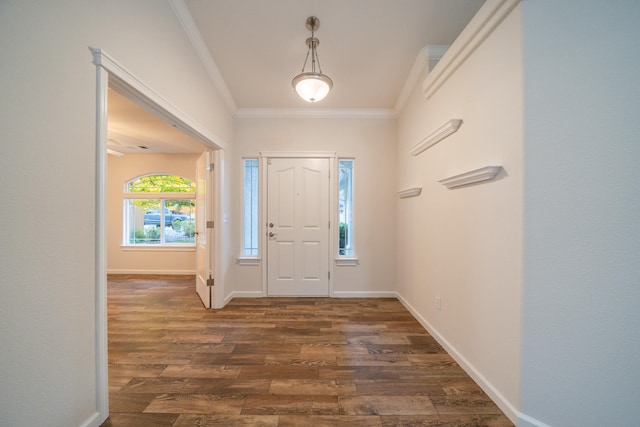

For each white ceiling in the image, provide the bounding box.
[107,89,206,155]
[107,0,485,155]
[186,0,485,110]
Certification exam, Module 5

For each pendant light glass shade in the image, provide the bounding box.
[292,72,333,103]
[292,16,332,103]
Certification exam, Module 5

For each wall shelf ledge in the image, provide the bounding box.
[439,166,502,189]
[398,187,422,198]
[409,119,462,156]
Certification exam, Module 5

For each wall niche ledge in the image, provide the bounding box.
[409,119,462,156]
[439,166,503,189]
[398,187,422,198]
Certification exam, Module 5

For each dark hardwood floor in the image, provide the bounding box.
[101,275,513,427]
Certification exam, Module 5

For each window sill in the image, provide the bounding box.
[335,257,359,266]
[120,245,195,252]
[237,257,261,266]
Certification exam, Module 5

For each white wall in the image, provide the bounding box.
[107,154,200,274]
[232,117,397,297]
[0,1,233,426]
[520,1,640,425]
[396,4,523,422]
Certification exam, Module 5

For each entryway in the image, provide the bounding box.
[93,48,225,421]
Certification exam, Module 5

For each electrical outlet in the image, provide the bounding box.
[435,296,442,311]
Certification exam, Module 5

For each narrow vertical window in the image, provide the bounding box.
[243,159,259,256]
[338,159,354,256]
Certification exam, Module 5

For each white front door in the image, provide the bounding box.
[195,151,213,308]
[267,157,330,296]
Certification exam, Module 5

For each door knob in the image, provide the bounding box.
[269,222,274,228]
[268,232,277,238]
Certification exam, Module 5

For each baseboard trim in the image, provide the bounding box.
[518,413,551,427]
[79,411,103,427]
[225,291,398,299]
[332,291,398,298]
[227,291,265,299]
[396,292,519,425]
[107,269,195,275]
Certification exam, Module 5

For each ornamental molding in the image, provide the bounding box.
[398,187,422,199]
[439,166,503,189]
[423,0,521,99]
[409,119,462,156]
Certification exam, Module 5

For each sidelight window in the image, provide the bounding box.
[338,159,354,256]
[243,159,259,256]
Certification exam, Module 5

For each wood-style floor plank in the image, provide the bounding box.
[101,275,513,426]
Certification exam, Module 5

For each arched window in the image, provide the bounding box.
[123,174,196,246]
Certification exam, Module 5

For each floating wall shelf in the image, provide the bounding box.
[398,187,422,199]
[439,166,502,189]
[409,119,462,156]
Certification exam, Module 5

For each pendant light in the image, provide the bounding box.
[292,16,333,103]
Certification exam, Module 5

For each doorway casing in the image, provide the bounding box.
[91,47,226,425]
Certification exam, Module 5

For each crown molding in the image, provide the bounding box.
[394,48,428,115]
[171,0,466,119]
[169,0,237,115]
[235,108,396,120]
[423,0,521,99]
[424,45,451,71]
[439,166,503,189]
[409,119,463,156]
[259,151,336,159]
[394,45,449,114]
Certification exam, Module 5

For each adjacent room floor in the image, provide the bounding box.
[101,275,513,427]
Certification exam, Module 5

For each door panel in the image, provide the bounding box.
[275,241,295,280]
[195,151,213,308]
[302,166,322,227]
[276,167,295,228]
[267,158,329,296]
[302,241,321,279]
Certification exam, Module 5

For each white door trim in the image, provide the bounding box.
[259,151,337,297]
[91,47,227,425]
[260,151,336,159]
[91,48,227,151]
[93,57,109,426]
[195,151,213,308]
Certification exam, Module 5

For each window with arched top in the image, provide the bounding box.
[123,174,196,246]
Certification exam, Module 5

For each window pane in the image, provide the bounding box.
[163,200,196,244]
[126,199,161,245]
[243,159,259,256]
[128,175,195,193]
[125,199,195,245]
[124,174,196,247]
[338,159,354,256]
